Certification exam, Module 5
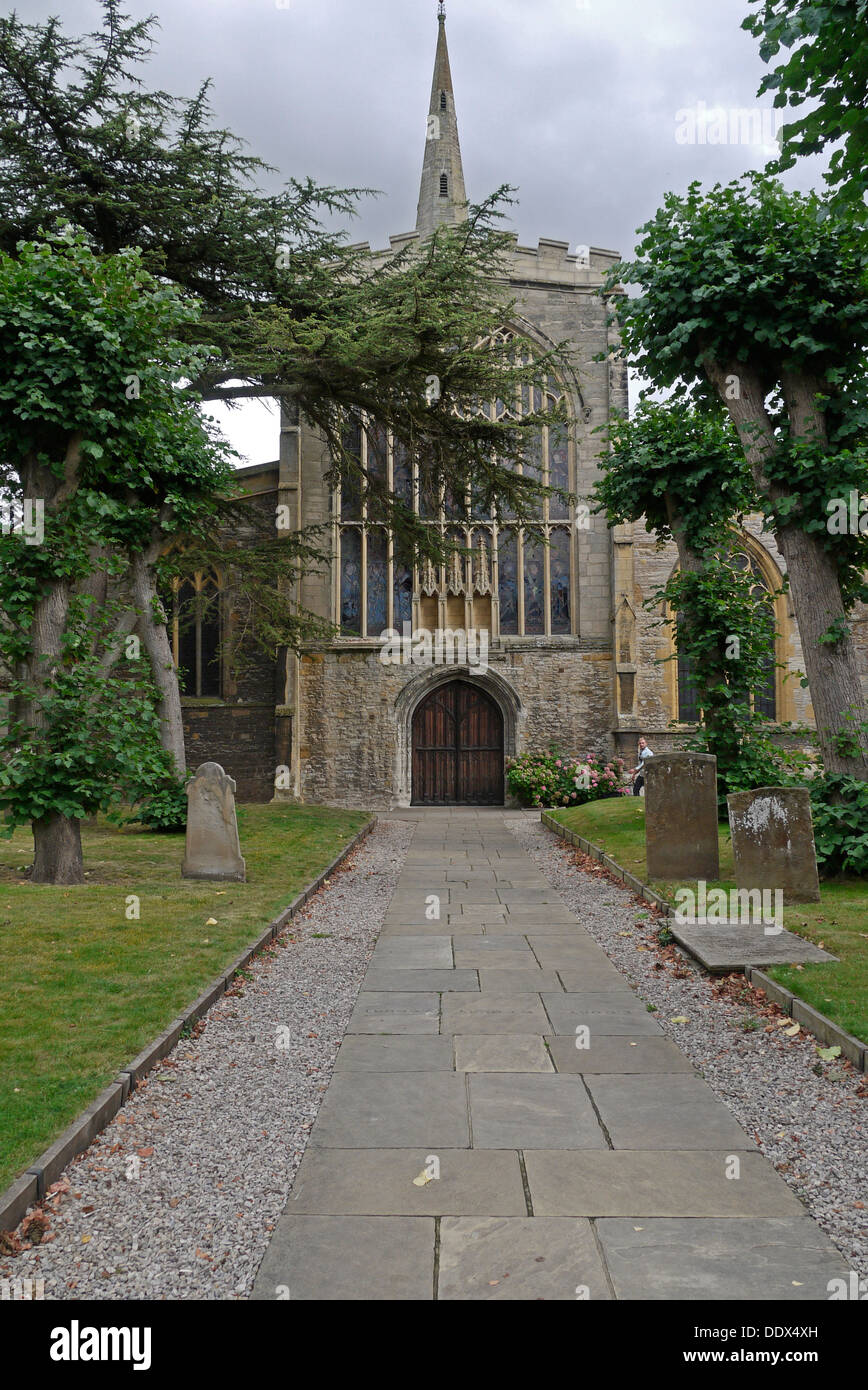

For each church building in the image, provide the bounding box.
[177,7,822,808]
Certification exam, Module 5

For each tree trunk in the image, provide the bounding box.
[703,358,868,779]
[129,553,186,777]
[31,813,83,885]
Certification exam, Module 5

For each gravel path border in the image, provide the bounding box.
[509,816,867,1276]
[0,818,413,1300]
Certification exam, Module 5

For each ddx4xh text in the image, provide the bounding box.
[694,1327,818,1340]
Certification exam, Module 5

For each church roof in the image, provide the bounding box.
[415,5,468,237]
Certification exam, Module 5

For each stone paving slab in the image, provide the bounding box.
[251,1216,435,1300]
[370,936,453,968]
[334,1036,455,1071]
[524,1150,805,1217]
[542,993,665,1036]
[438,1217,612,1300]
[454,1035,554,1072]
[556,964,638,991]
[595,1216,852,1300]
[288,1148,528,1215]
[670,922,838,973]
[545,1035,696,1074]
[442,993,550,1035]
[467,1073,608,1149]
[347,992,440,1034]
[310,1072,469,1148]
[478,969,564,992]
[453,939,537,968]
[586,1073,753,1149]
[362,968,479,992]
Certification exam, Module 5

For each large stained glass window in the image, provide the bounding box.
[334,330,577,638]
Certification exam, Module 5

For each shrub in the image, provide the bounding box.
[809,774,868,878]
[506,749,627,809]
[124,773,190,833]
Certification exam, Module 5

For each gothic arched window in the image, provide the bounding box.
[676,550,778,722]
[333,331,576,639]
[440,91,447,111]
[169,570,222,697]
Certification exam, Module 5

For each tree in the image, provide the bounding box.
[605,174,868,778]
[744,0,868,204]
[0,1,572,551]
[0,230,232,882]
[594,401,788,791]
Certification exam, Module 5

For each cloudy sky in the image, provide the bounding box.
[18,0,828,461]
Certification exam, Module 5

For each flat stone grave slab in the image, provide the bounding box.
[467,1074,607,1149]
[596,1216,853,1300]
[478,969,564,992]
[334,1036,454,1072]
[542,993,664,1037]
[347,992,440,1035]
[438,1217,611,1301]
[441,993,550,1035]
[310,1072,469,1148]
[370,937,453,969]
[250,1215,434,1301]
[524,1150,804,1217]
[362,968,479,993]
[669,920,836,973]
[288,1148,527,1216]
[454,1035,554,1072]
[586,1074,752,1150]
[545,1036,695,1074]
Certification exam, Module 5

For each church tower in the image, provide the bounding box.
[416,4,468,235]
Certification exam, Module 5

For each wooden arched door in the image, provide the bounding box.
[412,680,504,806]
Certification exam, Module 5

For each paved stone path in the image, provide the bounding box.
[252,810,852,1301]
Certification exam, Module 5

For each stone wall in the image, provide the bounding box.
[182,703,276,803]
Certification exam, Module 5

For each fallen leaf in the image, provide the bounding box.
[137,1147,154,1158]
[816,1045,842,1062]
[670,1016,689,1024]
[784,1023,801,1037]
[205,917,218,927]
[412,1170,432,1187]
[81,1234,92,1244]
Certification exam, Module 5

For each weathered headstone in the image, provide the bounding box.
[645,752,720,881]
[727,787,820,903]
[181,762,246,882]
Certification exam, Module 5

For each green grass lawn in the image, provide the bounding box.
[549,799,868,1047]
[0,805,369,1194]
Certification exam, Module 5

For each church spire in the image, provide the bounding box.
[415,4,467,237]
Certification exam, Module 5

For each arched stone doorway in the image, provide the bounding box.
[411,679,504,806]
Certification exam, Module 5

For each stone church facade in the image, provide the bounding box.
[177,9,865,807]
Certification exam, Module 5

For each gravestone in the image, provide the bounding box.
[645,752,720,881]
[181,762,246,882]
[727,787,820,903]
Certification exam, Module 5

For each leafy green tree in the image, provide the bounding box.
[744,0,868,204]
[606,175,868,778]
[594,401,787,790]
[0,230,231,882]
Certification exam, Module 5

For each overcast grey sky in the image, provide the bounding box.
[17,0,828,461]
